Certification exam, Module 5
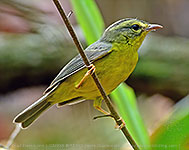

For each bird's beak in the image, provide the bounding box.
[145,24,163,31]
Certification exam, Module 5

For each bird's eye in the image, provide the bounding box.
[131,24,140,31]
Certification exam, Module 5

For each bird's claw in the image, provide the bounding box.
[75,64,96,89]
[115,118,125,130]
[93,114,113,120]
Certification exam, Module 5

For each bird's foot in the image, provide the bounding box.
[93,114,113,120]
[114,117,125,130]
[75,64,96,89]
[95,106,109,115]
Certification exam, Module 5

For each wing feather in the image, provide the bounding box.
[44,41,112,94]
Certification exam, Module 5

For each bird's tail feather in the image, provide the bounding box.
[13,94,53,129]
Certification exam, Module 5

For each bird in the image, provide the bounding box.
[13,18,162,129]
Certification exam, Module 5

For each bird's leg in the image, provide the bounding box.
[93,97,126,130]
[95,106,109,115]
[75,64,96,89]
[93,97,109,115]
[93,114,113,120]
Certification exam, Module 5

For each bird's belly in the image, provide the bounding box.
[52,50,138,102]
[75,51,138,98]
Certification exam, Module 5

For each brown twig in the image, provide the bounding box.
[52,0,140,150]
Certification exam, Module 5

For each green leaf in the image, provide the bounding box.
[70,0,104,44]
[111,83,151,150]
[151,95,189,150]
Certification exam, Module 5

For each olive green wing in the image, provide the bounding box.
[44,41,112,94]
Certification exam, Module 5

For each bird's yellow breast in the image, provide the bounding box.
[51,43,138,102]
[75,43,138,98]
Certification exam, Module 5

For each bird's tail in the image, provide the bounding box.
[13,94,53,129]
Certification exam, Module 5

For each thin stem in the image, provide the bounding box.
[67,10,73,18]
[52,0,140,150]
[6,125,21,149]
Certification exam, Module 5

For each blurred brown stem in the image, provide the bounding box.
[52,0,140,150]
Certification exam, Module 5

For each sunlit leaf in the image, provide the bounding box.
[151,95,189,150]
[70,0,104,44]
[111,83,151,149]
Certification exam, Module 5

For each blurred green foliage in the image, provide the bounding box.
[131,35,189,100]
[71,0,104,44]
[111,84,150,149]
[0,26,77,92]
[151,95,189,150]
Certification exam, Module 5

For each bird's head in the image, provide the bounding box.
[101,18,162,47]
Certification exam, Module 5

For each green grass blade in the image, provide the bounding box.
[151,95,189,150]
[70,0,104,44]
[111,83,151,150]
